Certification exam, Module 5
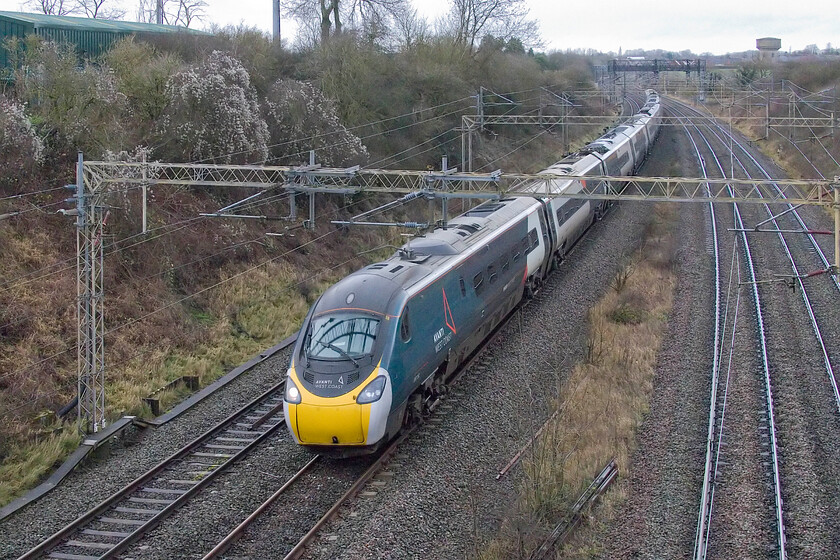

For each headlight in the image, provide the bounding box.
[284,376,301,404]
[356,376,386,404]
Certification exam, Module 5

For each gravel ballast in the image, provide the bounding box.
[0,347,292,559]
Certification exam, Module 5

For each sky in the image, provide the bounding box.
[0,0,838,56]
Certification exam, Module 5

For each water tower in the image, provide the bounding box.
[756,37,781,59]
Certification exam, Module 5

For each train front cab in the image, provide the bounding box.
[283,306,399,455]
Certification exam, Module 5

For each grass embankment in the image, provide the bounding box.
[0,263,332,507]
[480,203,678,558]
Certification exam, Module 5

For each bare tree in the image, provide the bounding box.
[136,0,206,26]
[391,6,427,50]
[25,0,76,15]
[172,0,206,26]
[446,0,540,52]
[279,0,409,45]
[76,0,127,19]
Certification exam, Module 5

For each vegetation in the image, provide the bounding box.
[0,19,604,507]
[478,203,678,559]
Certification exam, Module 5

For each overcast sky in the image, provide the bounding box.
[0,0,837,56]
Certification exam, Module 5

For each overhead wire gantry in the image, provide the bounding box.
[66,105,839,432]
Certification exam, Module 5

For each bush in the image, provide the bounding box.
[11,37,127,159]
[105,38,183,147]
[0,94,43,189]
[265,79,369,166]
[157,51,270,164]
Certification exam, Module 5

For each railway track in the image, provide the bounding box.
[668,104,725,560]
[199,299,524,559]
[670,99,787,559]
[671,95,840,558]
[18,380,290,560]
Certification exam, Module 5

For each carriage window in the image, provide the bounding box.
[400,308,411,342]
[473,271,485,295]
[488,264,497,284]
[501,255,510,272]
[459,277,466,297]
[527,229,539,253]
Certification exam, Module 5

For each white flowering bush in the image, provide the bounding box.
[265,79,369,166]
[158,51,270,164]
[0,94,44,188]
[12,39,126,158]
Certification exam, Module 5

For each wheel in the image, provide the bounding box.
[403,393,424,428]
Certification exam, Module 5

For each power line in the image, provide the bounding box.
[191,95,476,166]
[475,128,553,172]
[365,128,458,169]
[0,185,67,202]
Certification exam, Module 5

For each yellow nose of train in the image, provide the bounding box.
[283,367,392,447]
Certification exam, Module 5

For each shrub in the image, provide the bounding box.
[157,51,270,164]
[11,37,127,159]
[0,94,43,188]
[265,79,369,166]
[105,38,183,146]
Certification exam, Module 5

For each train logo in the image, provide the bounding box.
[442,288,456,334]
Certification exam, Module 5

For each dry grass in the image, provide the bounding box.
[0,422,82,507]
[480,203,678,559]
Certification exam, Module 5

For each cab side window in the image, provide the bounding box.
[400,307,411,342]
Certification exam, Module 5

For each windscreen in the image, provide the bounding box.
[306,314,380,359]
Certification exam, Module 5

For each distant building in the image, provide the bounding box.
[0,11,208,77]
[756,37,782,59]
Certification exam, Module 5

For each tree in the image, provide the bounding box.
[279,0,409,45]
[0,94,44,188]
[137,0,207,27]
[264,79,369,166]
[77,0,126,19]
[10,37,127,157]
[445,0,540,53]
[25,0,76,15]
[504,37,525,55]
[391,7,427,50]
[157,51,269,164]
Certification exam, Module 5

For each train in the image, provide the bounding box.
[283,90,662,455]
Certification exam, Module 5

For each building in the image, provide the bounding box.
[1,11,208,76]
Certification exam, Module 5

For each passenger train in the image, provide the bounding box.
[283,91,662,454]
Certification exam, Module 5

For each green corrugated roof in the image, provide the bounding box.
[0,11,209,35]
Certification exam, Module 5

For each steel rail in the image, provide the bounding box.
[202,455,321,559]
[682,100,840,417]
[670,105,724,560]
[281,269,544,559]
[671,98,787,560]
[18,378,291,560]
[282,434,407,560]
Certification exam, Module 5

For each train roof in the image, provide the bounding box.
[403,197,536,258]
[313,196,539,317]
